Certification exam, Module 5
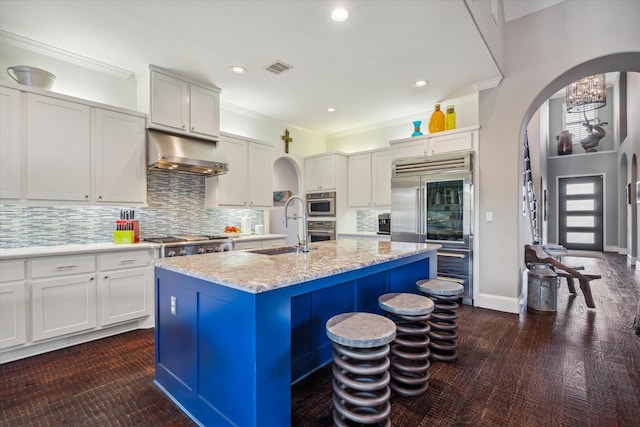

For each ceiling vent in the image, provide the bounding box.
[265,60,292,75]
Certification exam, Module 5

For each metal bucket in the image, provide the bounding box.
[527,263,558,314]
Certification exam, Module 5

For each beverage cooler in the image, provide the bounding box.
[390,152,474,304]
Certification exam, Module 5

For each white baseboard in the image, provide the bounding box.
[475,293,521,314]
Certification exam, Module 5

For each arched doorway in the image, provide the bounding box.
[270,156,301,245]
[519,54,640,259]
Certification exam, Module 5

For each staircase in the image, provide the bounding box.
[524,131,540,244]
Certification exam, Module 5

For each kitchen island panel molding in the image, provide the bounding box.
[154,240,438,426]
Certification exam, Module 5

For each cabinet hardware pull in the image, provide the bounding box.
[56,265,78,270]
[119,259,136,264]
[104,276,109,279]
[84,195,89,198]
[90,277,95,281]
[438,252,466,258]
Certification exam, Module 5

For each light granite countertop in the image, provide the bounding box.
[155,239,440,294]
[0,242,159,260]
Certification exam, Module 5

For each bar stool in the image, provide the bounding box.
[416,279,464,362]
[378,293,434,397]
[326,312,396,427]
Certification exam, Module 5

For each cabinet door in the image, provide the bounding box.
[32,274,97,341]
[306,156,336,191]
[248,142,273,207]
[26,94,91,200]
[99,267,152,326]
[427,131,473,155]
[190,85,220,139]
[371,150,392,207]
[216,138,249,206]
[348,154,372,207]
[94,109,147,203]
[0,87,21,199]
[151,71,189,131]
[391,139,425,160]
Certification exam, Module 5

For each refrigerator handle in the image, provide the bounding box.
[422,185,428,236]
[415,187,421,234]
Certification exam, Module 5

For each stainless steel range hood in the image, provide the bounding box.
[147,130,229,176]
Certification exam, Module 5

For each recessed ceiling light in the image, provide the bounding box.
[413,80,429,88]
[230,66,247,75]
[331,8,349,22]
[327,108,336,113]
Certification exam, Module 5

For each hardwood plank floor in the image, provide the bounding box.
[1,253,639,426]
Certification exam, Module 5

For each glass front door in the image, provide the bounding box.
[426,179,464,242]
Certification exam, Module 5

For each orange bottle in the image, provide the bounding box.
[429,103,445,133]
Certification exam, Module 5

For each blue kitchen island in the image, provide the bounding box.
[153,239,440,426]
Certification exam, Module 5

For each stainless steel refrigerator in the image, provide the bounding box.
[391,152,474,304]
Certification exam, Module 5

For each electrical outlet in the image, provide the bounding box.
[486,212,493,222]
[170,296,177,315]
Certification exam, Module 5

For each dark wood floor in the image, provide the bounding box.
[1,252,639,426]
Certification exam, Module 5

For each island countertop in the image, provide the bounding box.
[154,239,440,294]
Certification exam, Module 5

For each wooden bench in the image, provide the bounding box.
[524,244,601,308]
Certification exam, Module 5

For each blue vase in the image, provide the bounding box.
[411,120,423,137]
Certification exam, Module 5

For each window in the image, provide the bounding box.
[562,104,598,142]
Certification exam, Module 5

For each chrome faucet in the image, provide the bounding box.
[283,195,309,252]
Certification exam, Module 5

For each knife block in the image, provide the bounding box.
[115,220,139,243]
[113,230,135,244]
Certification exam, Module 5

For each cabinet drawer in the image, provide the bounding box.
[99,250,153,271]
[31,255,95,279]
[0,260,25,282]
[428,132,472,155]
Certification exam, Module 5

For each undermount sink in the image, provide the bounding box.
[248,246,316,255]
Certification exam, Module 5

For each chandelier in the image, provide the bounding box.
[565,74,606,113]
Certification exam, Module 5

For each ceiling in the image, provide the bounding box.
[0,1,561,135]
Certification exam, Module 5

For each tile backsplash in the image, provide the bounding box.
[0,171,264,248]
[357,209,390,233]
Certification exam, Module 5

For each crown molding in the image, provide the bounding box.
[473,77,503,91]
[0,30,134,79]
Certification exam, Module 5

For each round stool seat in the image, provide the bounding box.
[326,312,396,347]
[378,292,434,316]
[416,279,464,297]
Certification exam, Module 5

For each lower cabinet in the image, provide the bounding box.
[32,273,97,341]
[0,260,27,349]
[233,237,286,251]
[99,250,153,326]
[0,247,154,362]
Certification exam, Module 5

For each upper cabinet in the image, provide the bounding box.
[389,126,479,160]
[0,82,147,205]
[0,86,22,199]
[26,93,92,201]
[305,153,348,192]
[348,150,391,209]
[139,65,220,141]
[205,134,273,208]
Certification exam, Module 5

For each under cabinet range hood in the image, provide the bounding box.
[147,130,229,176]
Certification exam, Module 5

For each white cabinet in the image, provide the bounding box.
[3,84,147,205]
[305,153,347,192]
[26,93,91,201]
[348,150,391,208]
[98,250,153,326]
[31,254,97,341]
[390,138,425,160]
[147,67,220,140]
[389,126,478,160]
[93,109,147,203]
[426,130,474,155]
[233,237,287,251]
[206,135,273,208]
[0,87,21,199]
[0,260,27,349]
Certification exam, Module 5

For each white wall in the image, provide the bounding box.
[476,0,640,312]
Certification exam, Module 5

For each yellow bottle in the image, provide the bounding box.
[445,105,456,130]
[429,103,445,133]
